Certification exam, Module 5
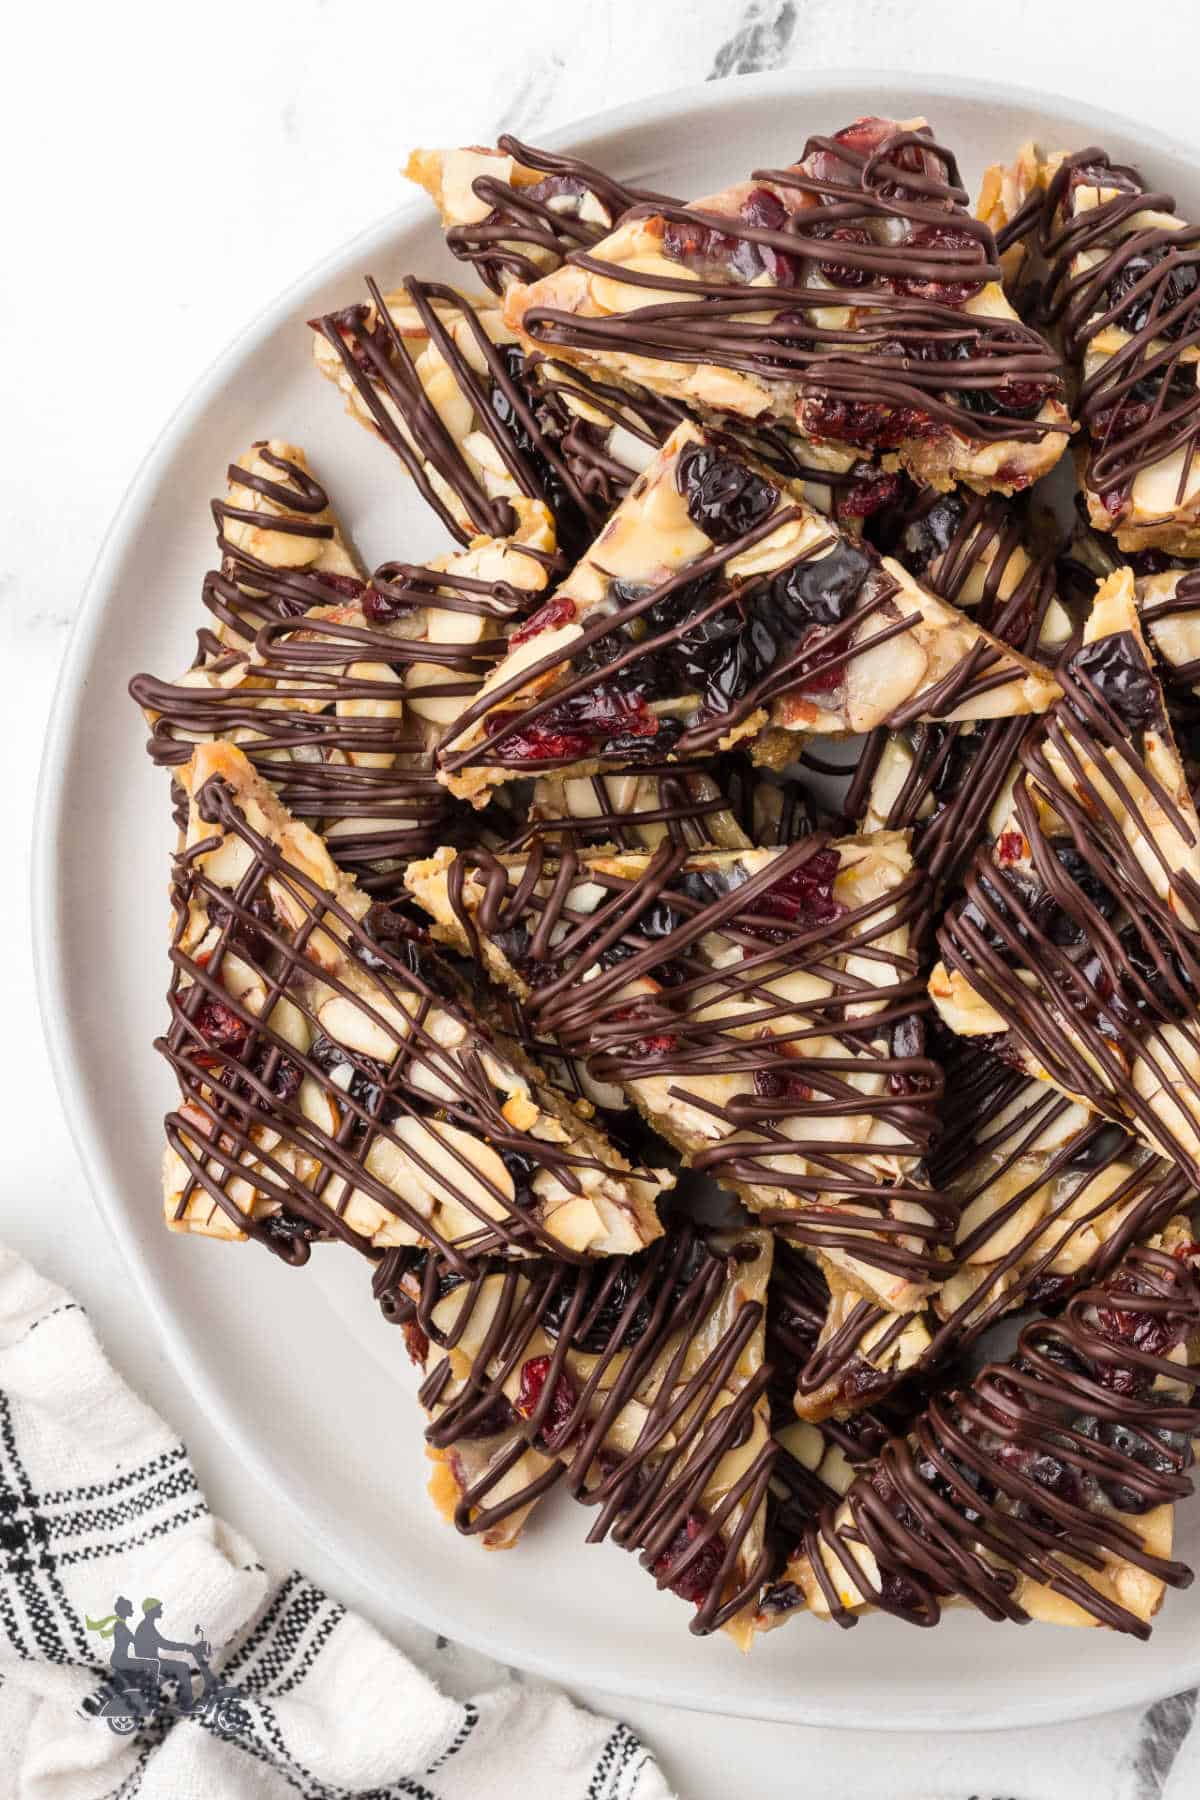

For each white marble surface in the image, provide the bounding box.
[6,2,1200,1794]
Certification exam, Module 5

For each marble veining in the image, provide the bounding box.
[708,1,798,79]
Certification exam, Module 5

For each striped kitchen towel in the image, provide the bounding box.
[0,1245,672,1800]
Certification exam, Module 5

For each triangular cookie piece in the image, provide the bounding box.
[928,1032,1188,1354]
[131,486,555,891]
[406,135,672,294]
[765,1236,929,1427]
[852,485,1073,888]
[779,1216,1200,1638]
[980,143,1200,555]
[373,1246,562,1552]
[757,1243,937,1627]
[312,276,672,555]
[930,569,1200,1183]
[437,420,1061,808]
[377,1222,775,1648]
[405,835,948,1320]
[206,440,367,651]
[160,742,672,1265]
[506,115,1071,495]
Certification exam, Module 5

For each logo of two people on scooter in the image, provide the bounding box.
[84,1596,238,1730]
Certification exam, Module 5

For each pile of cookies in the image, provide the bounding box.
[130,117,1200,1648]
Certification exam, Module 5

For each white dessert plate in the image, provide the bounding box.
[33,69,1200,1730]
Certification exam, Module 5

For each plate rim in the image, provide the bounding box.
[32,65,1200,1732]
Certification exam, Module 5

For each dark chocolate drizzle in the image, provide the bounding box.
[1021,150,1200,525]
[312,276,607,555]
[438,134,676,294]
[520,118,1064,459]
[843,484,1068,890]
[160,772,657,1274]
[802,1237,1200,1636]
[937,622,1200,1184]
[376,1221,775,1636]
[513,764,742,854]
[431,837,953,1286]
[129,452,564,892]
[921,1032,1188,1366]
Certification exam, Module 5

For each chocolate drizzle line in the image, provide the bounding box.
[513,764,743,854]
[313,277,605,555]
[1140,567,1200,689]
[129,455,564,891]
[1030,149,1200,520]
[843,487,1068,889]
[937,627,1200,1184]
[921,1033,1188,1367]
[440,134,677,295]
[801,1239,1200,1636]
[376,1223,775,1636]
[521,119,1063,450]
[161,772,655,1273]
[434,838,952,1284]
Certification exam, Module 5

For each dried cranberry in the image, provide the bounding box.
[734,187,798,285]
[676,445,777,543]
[995,830,1024,865]
[900,223,986,304]
[661,213,740,270]
[835,463,901,521]
[754,1065,814,1105]
[209,892,277,964]
[652,1512,726,1605]
[803,393,939,450]
[509,597,578,647]
[516,1355,580,1450]
[608,1003,679,1060]
[192,998,251,1057]
[1090,396,1152,444]
[489,712,595,765]
[806,221,880,289]
[753,848,844,930]
[1094,1276,1179,1367]
[1069,630,1163,733]
[363,582,416,627]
